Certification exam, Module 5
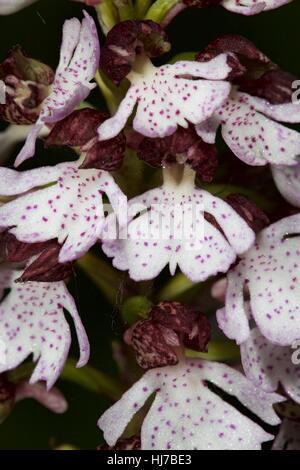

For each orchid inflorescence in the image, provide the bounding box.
[0,0,299,451]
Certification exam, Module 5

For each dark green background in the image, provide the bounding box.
[0,0,299,450]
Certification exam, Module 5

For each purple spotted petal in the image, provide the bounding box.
[217,214,300,346]
[271,163,300,208]
[241,327,300,403]
[207,92,300,166]
[221,0,292,15]
[0,270,89,389]
[98,54,232,141]
[0,161,126,263]
[102,182,254,283]
[272,419,300,450]
[15,11,100,166]
[0,0,37,14]
[98,358,283,450]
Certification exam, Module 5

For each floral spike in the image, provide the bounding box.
[217,214,300,346]
[102,166,255,282]
[0,267,89,389]
[15,11,100,167]
[241,327,300,403]
[271,163,300,208]
[98,358,283,450]
[0,160,127,263]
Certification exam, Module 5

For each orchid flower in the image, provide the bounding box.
[271,163,300,208]
[196,90,300,166]
[98,358,283,450]
[15,11,100,167]
[216,214,300,346]
[97,54,232,140]
[0,267,89,389]
[0,159,126,263]
[97,21,234,141]
[102,166,255,282]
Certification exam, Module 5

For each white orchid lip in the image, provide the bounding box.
[0,267,89,389]
[102,165,255,282]
[98,358,283,450]
[0,160,127,263]
[97,53,233,141]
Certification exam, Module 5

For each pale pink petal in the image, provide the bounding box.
[99,359,282,450]
[15,12,100,166]
[241,328,300,403]
[271,163,300,208]
[0,273,89,389]
[273,419,300,450]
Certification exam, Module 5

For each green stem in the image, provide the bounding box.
[145,0,181,23]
